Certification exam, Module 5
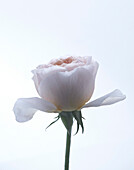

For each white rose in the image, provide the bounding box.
[13,56,126,122]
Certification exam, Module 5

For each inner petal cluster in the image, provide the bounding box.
[35,56,92,72]
[51,56,74,66]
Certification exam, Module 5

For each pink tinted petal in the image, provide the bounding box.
[82,89,126,108]
[38,63,98,111]
[32,66,66,93]
[13,97,57,122]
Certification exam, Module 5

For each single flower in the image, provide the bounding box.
[13,56,126,122]
[13,56,126,170]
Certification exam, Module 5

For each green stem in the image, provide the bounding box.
[65,130,71,170]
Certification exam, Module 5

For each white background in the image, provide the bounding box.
[0,0,133,169]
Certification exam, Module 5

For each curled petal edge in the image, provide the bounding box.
[82,89,126,108]
[13,97,57,122]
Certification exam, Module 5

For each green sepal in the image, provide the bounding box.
[74,122,79,135]
[60,111,73,135]
[72,110,84,134]
[45,115,60,131]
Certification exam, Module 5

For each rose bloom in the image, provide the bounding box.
[13,56,126,122]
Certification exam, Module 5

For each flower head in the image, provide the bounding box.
[13,56,126,122]
[32,56,98,111]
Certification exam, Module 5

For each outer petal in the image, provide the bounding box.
[82,89,126,108]
[13,97,57,122]
[38,63,99,111]
[32,66,66,93]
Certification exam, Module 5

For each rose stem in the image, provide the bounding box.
[65,130,71,170]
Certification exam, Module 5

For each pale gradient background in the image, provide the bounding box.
[0,0,133,169]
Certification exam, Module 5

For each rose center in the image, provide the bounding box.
[52,57,74,66]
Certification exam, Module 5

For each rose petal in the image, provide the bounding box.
[13,97,57,122]
[32,66,66,92]
[38,62,99,111]
[82,89,126,108]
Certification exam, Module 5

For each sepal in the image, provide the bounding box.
[45,115,60,130]
[72,111,84,134]
[45,111,85,136]
[60,112,73,135]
